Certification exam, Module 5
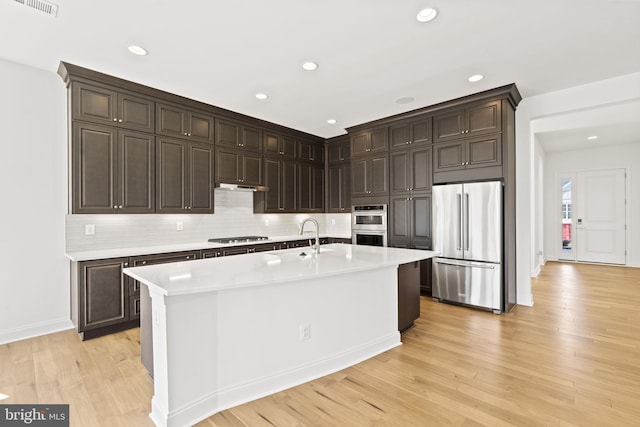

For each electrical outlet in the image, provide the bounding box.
[299,323,311,341]
[176,222,183,231]
[331,219,336,225]
[84,224,95,235]
[265,219,270,227]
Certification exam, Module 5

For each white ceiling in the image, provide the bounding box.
[1,0,639,140]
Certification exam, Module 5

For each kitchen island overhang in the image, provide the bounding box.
[124,244,437,427]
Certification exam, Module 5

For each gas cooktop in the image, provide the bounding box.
[208,236,269,244]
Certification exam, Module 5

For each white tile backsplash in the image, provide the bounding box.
[66,190,351,251]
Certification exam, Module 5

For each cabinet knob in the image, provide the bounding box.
[123,262,128,267]
[406,141,409,145]
[113,205,118,209]
[186,256,191,260]
[239,143,244,147]
[113,118,118,122]
[184,132,188,136]
[279,151,284,155]
[118,119,123,123]
[119,205,123,208]
[141,261,147,265]
[188,133,192,137]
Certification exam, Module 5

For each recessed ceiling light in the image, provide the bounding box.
[587,135,598,140]
[468,74,484,82]
[302,61,319,71]
[416,8,438,23]
[127,45,148,56]
[255,93,268,100]
[327,119,337,124]
[396,96,415,105]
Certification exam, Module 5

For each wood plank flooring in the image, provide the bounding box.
[1,261,639,426]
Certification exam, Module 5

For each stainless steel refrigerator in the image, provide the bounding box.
[432,181,503,312]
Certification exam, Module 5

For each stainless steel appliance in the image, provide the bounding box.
[432,181,503,312]
[351,204,387,247]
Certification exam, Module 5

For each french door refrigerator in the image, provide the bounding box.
[432,181,503,313]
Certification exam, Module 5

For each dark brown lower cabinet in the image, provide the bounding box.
[398,262,420,332]
[72,257,138,340]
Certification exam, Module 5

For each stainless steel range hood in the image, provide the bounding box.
[215,183,269,192]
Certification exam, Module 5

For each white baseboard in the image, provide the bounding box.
[0,319,74,345]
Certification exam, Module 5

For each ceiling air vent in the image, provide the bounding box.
[12,0,58,17]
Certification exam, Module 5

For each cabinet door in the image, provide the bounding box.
[119,130,155,213]
[282,137,297,158]
[410,116,432,146]
[215,148,240,183]
[264,132,281,155]
[390,123,411,150]
[466,134,502,169]
[281,159,297,211]
[390,151,410,193]
[242,125,262,152]
[390,196,411,247]
[156,137,187,212]
[433,140,466,173]
[328,163,350,212]
[188,142,214,213]
[351,158,368,196]
[156,103,187,138]
[118,92,155,132]
[466,100,501,137]
[72,122,117,213]
[263,157,281,212]
[369,128,388,153]
[215,119,240,147]
[328,138,349,163]
[433,109,465,142]
[298,163,313,211]
[188,111,215,143]
[79,258,129,331]
[369,155,388,195]
[242,152,263,186]
[410,147,432,192]
[72,82,117,125]
[312,164,324,211]
[411,193,432,248]
[350,133,369,157]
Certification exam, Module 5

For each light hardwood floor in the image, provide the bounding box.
[1,261,639,426]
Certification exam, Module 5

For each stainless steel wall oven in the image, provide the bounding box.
[351,204,388,247]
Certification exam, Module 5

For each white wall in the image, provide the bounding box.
[544,143,640,267]
[516,72,640,306]
[0,59,70,344]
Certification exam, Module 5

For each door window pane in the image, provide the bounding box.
[561,178,572,253]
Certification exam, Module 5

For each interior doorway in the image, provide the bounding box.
[558,168,626,264]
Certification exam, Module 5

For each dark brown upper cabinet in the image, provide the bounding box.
[433,99,502,143]
[433,134,503,182]
[328,163,351,213]
[215,147,262,186]
[255,157,297,213]
[156,137,214,213]
[351,154,388,197]
[390,147,432,194]
[389,116,432,150]
[264,132,297,158]
[327,136,350,164]
[215,118,262,152]
[350,127,388,157]
[298,163,324,212]
[72,122,155,214]
[156,103,215,144]
[72,82,155,133]
[298,140,324,163]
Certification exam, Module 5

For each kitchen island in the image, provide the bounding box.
[124,243,436,427]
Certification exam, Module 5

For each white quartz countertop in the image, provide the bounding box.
[65,234,352,261]
[124,244,438,296]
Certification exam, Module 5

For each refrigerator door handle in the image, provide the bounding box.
[464,192,470,251]
[434,258,497,269]
[456,193,462,251]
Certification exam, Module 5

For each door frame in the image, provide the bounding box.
[554,167,629,265]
